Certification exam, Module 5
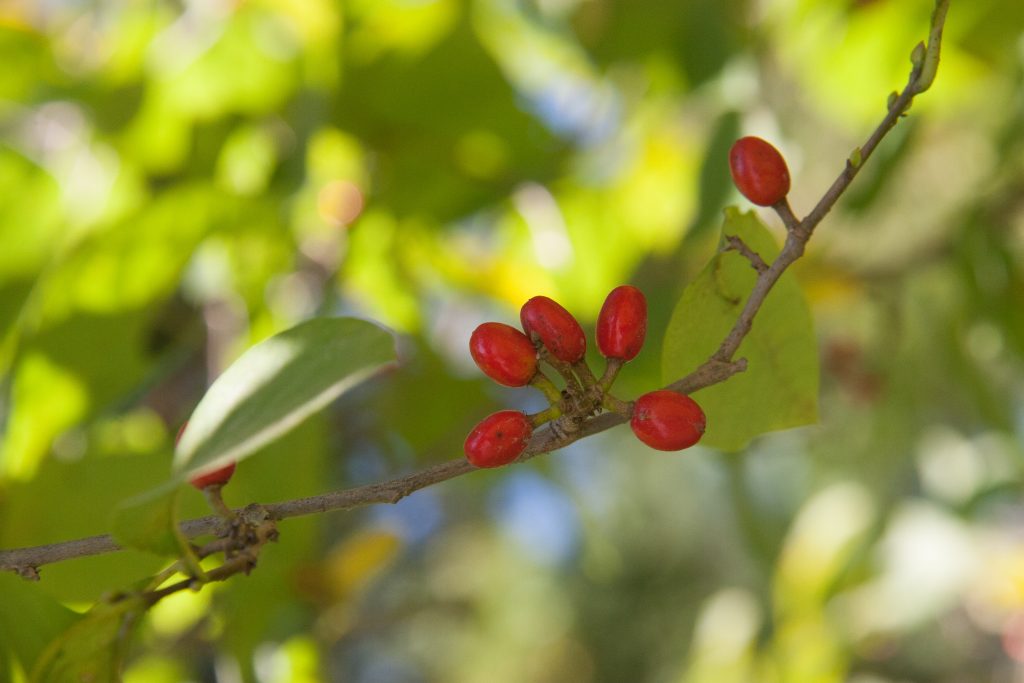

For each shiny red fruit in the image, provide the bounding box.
[189,462,237,490]
[520,296,586,364]
[470,322,538,387]
[630,390,706,451]
[464,410,533,468]
[728,136,791,207]
[177,420,237,490]
[596,285,647,361]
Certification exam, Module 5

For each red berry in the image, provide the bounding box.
[189,462,237,490]
[630,390,706,451]
[520,296,586,364]
[470,322,538,387]
[596,285,647,361]
[728,136,791,207]
[177,421,236,490]
[464,410,533,468]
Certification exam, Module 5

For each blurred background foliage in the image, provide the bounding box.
[0,0,1022,681]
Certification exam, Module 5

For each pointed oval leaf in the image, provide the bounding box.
[662,208,819,451]
[174,317,396,478]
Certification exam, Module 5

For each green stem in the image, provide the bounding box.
[601,394,633,417]
[529,405,562,427]
[530,372,564,406]
[914,0,949,94]
[597,357,624,392]
[538,349,584,398]
[174,527,206,582]
[204,486,236,520]
[572,359,599,391]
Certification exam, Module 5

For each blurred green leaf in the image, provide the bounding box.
[0,452,172,602]
[173,317,396,477]
[662,208,819,451]
[687,110,741,241]
[0,149,63,283]
[0,26,60,100]
[0,572,81,675]
[334,14,564,219]
[31,597,144,683]
[111,483,182,557]
[217,417,329,674]
[372,341,494,457]
[573,0,744,87]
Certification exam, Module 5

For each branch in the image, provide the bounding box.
[0,357,748,576]
[0,3,950,577]
[723,234,770,273]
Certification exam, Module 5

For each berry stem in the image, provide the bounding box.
[772,197,800,232]
[571,359,606,411]
[571,359,600,391]
[538,348,584,395]
[530,371,564,406]
[203,486,236,520]
[597,357,624,393]
[529,405,562,427]
[601,393,633,417]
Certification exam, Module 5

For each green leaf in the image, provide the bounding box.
[0,452,174,601]
[111,483,183,557]
[173,317,396,477]
[662,208,819,451]
[31,597,145,683]
[0,572,81,674]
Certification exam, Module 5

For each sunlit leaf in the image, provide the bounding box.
[662,208,819,451]
[173,317,396,477]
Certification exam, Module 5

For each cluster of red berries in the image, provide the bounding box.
[463,135,792,467]
[464,286,706,468]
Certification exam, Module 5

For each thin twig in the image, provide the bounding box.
[723,235,769,273]
[708,46,932,366]
[0,4,949,577]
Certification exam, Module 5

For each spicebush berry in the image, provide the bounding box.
[464,410,533,467]
[470,322,539,387]
[520,296,586,364]
[177,421,237,490]
[596,285,647,361]
[728,136,791,207]
[630,390,706,451]
[189,462,237,490]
